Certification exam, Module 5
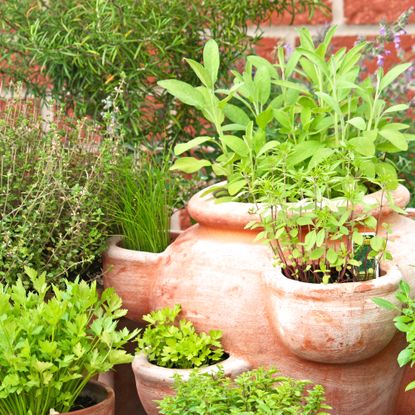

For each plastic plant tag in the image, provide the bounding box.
[354,232,380,280]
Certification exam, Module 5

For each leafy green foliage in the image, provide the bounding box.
[0,94,119,285]
[158,367,332,414]
[361,10,415,207]
[373,280,415,391]
[0,268,138,415]
[136,305,224,369]
[0,0,326,144]
[162,29,411,202]
[107,151,179,252]
[162,28,412,283]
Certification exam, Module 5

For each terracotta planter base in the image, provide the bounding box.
[104,185,415,414]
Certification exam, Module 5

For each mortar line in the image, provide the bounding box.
[332,0,345,25]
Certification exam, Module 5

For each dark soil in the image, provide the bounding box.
[71,395,98,411]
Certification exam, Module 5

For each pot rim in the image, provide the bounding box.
[104,236,163,262]
[64,380,114,415]
[406,207,415,219]
[187,182,410,230]
[264,262,402,297]
[132,352,249,383]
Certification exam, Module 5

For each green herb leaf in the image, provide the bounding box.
[170,157,211,173]
[158,80,204,107]
[203,39,220,86]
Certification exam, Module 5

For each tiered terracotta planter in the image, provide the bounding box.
[132,353,250,415]
[63,381,115,415]
[104,184,415,415]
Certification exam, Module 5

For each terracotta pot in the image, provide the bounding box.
[104,183,415,414]
[264,264,402,364]
[170,207,192,240]
[132,352,250,415]
[406,207,415,219]
[103,236,162,321]
[62,380,115,415]
[103,209,192,322]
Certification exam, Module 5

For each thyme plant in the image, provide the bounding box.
[0,94,119,285]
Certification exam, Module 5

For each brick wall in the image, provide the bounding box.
[253,0,415,67]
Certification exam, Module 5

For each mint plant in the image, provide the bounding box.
[136,305,225,369]
[160,28,412,283]
[158,367,331,415]
[373,280,415,391]
[0,268,138,415]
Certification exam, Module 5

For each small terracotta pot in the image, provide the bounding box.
[132,352,251,415]
[264,264,402,364]
[62,380,115,415]
[103,236,163,321]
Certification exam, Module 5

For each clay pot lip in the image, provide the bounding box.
[264,262,402,297]
[64,380,114,415]
[407,207,415,219]
[104,235,164,261]
[188,182,410,230]
[132,352,249,383]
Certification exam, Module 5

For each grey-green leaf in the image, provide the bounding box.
[347,117,366,130]
[379,129,408,151]
[223,104,250,126]
[221,135,249,157]
[158,80,204,108]
[174,136,213,155]
[170,157,211,173]
[380,63,412,91]
[203,39,220,85]
[185,59,212,88]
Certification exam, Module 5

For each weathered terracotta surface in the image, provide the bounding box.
[132,353,250,415]
[104,184,415,414]
[63,381,115,415]
[103,236,162,321]
[103,210,192,322]
[264,265,402,363]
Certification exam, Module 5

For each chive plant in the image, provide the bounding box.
[109,151,179,252]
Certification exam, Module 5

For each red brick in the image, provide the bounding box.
[345,0,415,24]
[367,34,415,72]
[255,37,279,62]
[262,0,332,25]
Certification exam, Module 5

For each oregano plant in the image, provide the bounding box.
[158,367,332,415]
